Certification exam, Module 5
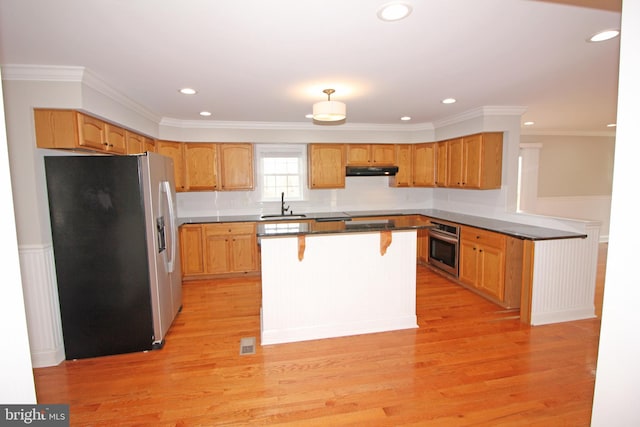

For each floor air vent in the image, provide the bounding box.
[239,337,256,355]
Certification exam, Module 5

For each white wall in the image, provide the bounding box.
[0,68,36,403]
[591,1,640,424]
[519,133,614,241]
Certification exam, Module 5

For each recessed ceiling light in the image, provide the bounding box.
[441,98,456,104]
[524,121,535,126]
[377,2,412,22]
[588,29,620,42]
[179,88,197,95]
[400,116,411,121]
[607,123,616,128]
[199,111,212,117]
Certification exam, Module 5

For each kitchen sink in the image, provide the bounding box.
[260,214,307,220]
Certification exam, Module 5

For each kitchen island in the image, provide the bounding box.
[257,218,431,345]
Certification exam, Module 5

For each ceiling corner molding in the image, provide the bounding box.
[0,64,160,123]
[434,105,528,128]
[0,64,84,82]
[80,68,161,123]
[521,129,616,137]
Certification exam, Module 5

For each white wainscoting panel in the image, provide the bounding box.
[19,244,65,367]
[260,231,418,345]
[531,223,600,325]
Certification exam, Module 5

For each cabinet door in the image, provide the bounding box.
[34,109,79,149]
[417,228,429,263]
[219,143,254,190]
[389,144,412,187]
[412,143,435,186]
[478,244,505,300]
[143,137,156,153]
[104,124,126,154]
[463,134,483,188]
[180,225,205,276]
[308,144,345,189]
[371,144,395,165]
[77,114,106,151]
[346,144,371,166]
[459,238,479,287]
[184,143,218,191]
[447,138,464,187]
[435,141,448,187]
[125,131,144,154]
[229,234,257,272]
[157,141,186,192]
[204,233,230,274]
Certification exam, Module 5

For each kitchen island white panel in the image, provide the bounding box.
[260,230,418,345]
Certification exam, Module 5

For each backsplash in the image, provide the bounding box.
[176,176,435,218]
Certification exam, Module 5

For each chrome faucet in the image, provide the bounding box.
[280,192,290,215]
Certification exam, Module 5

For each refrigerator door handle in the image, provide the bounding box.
[161,180,177,273]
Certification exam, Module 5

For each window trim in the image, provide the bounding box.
[255,144,307,202]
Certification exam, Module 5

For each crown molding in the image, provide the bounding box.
[2,65,540,134]
[433,105,528,128]
[1,64,84,81]
[159,117,435,132]
[1,64,160,123]
[521,129,616,137]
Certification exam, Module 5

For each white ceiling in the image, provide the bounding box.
[0,0,622,133]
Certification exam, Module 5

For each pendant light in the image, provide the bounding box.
[312,89,346,122]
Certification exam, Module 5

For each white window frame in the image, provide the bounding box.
[255,144,307,202]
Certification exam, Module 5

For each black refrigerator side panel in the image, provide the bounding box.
[44,156,154,359]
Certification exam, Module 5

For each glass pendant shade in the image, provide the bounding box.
[312,100,346,121]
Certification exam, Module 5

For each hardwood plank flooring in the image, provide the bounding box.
[34,263,602,426]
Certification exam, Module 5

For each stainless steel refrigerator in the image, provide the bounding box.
[44,152,182,359]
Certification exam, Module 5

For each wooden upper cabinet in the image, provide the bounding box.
[184,143,218,191]
[218,143,254,190]
[127,133,155,154]
[156,140,186,192]
[103,123,126,154]
[143,137,156,153]
[125,131,144,154]
[389,144,412,187]
[412,143,436,187]
[76,114,106,151]
[78,114,126,154]
[447,133,503,189]
[346,144,395,166]
[435,141,448,187]
[35,109,126,155]
[308,144,346,189]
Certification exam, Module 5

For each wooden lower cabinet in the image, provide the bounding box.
[180,224,205,276]
[458,225,521,308]
[180,222,258,279]
[459,225,507,303]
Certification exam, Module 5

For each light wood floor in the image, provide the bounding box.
[34,248,606,426]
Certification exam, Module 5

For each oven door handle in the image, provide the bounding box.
[428,231,459,244]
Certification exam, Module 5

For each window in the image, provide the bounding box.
[255,144,307,202]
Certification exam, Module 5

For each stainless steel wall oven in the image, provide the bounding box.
[428,221,460,277]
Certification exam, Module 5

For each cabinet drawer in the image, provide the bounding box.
[461,226,506,248]
[204,222,255,235]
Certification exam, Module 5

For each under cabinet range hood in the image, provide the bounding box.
[345,165,399,176]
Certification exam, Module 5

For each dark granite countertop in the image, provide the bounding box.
[180,209,587,241]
